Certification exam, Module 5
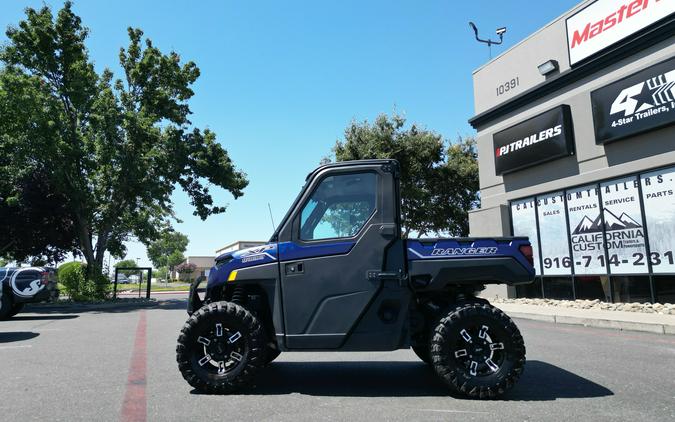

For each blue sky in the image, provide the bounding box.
[1,0,577,267]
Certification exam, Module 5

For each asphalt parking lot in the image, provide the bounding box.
[1,299,674,422]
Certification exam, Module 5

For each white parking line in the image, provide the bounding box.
[0,345,32,350]
[417,408,490,415]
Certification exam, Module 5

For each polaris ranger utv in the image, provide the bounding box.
[177,159,535,399]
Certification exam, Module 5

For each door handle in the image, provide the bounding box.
[379,224,396,237]
[285,262,304,275]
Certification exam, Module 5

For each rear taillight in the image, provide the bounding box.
[40,271,50,286]
[519,245,534,266]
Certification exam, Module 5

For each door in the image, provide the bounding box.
[278,164,398,349]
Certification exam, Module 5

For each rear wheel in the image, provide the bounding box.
[176,301,265,394]
[430,302,525,399]
[412,343,431,364]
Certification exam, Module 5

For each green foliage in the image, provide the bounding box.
[0,2,247,280]
[114,259,138,276]
[0,257,7,267]
[333,114,479,237]
[58,261,109,301]
[146,229,188,270]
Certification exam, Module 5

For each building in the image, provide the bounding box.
[215,240,266,257]
[174,241,267,281]
[174,256,215,282]
[469,0,675,304]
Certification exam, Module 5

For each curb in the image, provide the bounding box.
[506,310,675,335]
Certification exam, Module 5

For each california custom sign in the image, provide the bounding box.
[592,56,675,144]
[493,105,575,175]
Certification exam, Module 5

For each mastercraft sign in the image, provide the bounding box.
[566,0,675,66]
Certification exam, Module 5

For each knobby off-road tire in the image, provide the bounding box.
[412,343,431,364]
[264,347,281,365]
[430,302,525,399]
[176,301,265,394]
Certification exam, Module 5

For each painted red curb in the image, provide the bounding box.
[120,310,147,422]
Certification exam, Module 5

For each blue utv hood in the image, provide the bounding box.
[207,244,278,289]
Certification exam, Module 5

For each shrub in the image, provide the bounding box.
[57,262,110,301]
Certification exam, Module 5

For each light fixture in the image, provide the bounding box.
[538,60,559,76]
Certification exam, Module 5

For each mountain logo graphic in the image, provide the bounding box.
[572,209,641,235]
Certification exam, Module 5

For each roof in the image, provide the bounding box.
[305,159,399,181]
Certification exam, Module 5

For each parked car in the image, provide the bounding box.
[0,266,59,319]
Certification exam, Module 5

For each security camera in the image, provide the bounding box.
[496,27,507,36]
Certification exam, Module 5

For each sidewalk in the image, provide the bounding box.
[496,302,675,335]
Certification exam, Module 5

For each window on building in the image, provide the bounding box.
[299,172,377,241]
[574,275,610,302]
[516,277,543,299]
[542,277,574,300]
[653,276,675,304]
[611,276,651,303]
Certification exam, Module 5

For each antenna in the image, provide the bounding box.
[469,21,506,59]
[267,203,276,231]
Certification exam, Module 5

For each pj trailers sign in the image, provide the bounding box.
[566,0,675,66]
[493,105,575,175]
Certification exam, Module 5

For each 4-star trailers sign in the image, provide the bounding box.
[566,0,675,66]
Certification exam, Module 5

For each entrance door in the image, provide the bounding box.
[278,164,398,349]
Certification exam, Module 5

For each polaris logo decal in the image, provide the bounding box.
[495,125,562,158]
[430,247,498,256]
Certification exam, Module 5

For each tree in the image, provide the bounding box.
[176,261,197,282]
[0,3,247,280]
[0,170,78,264]
[114,259,138,277]
[333,114,479,237]
[146,229,188,269]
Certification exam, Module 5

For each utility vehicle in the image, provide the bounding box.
[177,159,534,399]
[0,266,58,319]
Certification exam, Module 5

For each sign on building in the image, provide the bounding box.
[592,57,675,144]
[600,176,648,274]
[510,197,541,275]
[566,184,605,275]
[641,166,675,273]
[537,192,572,275]
[493,105,575,175]
[566,0,675,66]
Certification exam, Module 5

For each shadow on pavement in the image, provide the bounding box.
[8,314,79,321]
[0,331,39,343]
[23,298,188,315]
[506,360,614,401]
[193,359,612,400]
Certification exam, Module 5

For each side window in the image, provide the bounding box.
[300,172,377,240]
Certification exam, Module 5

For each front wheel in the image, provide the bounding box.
[430,302,525,399]
[176,301,266,394]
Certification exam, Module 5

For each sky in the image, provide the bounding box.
[0,0,578,268]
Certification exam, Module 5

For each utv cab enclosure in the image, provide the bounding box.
[177,159,535,399]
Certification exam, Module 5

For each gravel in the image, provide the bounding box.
[492,297,675,315]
